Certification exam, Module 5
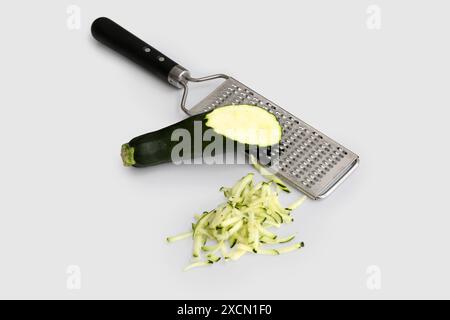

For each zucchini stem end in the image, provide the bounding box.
[121,143,136,167]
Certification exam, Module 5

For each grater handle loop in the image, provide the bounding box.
[91,17,182,86]
[179,73,230,116]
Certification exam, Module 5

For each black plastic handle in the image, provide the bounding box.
[91,17,179,83]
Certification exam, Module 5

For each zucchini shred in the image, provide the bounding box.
[167,172,307,271]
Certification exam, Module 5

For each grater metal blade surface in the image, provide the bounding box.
[188,78,359,200]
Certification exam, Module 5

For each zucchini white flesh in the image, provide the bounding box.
[202,241,223,253]
[193,235,205,258]
[275,242,305,255]
[220,243,229,259]
[288,196,308,210]
[205,105,282,147]
[236,243,255,253]
[167,173,308,270]
[260,234,296,244]
[166,231,193,243]
[219,215,242,229]
[184,260,213,271]
[229,249,248,261]
[254,248,279,256]
[206,253,221,263]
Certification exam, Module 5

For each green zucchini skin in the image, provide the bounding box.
[122,106,281,168]
[125,112,215,167]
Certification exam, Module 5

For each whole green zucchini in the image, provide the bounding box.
[121,105,282,167]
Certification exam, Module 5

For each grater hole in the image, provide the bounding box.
[337,147,349,155]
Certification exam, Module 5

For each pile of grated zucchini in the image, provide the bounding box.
[167,163,307,271]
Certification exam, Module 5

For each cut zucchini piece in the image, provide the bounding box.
[288,196,308,211]
[260,234,296,244]
[229,249,248,261]
[263,220,281,229]
[276,242,305,254]
[166,231,193,243]
[219,215,243,229]
[255,223,277,239]
[123,105,282,167]
[254,248,279,256]
[193,235,206,258]
[229,237,238,249]
[184,260,213,271]
[210,204,232,229]
[193,211,213,236]
[230,173,254,202]
[202,241,223,253]
[236,243,253,253]
[206,253,221,263]
[167,173,306,270]
[220,243,229,258]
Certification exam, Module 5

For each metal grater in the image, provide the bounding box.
[186,77,359,200]
[92,17,359,200]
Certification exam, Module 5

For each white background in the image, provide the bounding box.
[0,0,449,299]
